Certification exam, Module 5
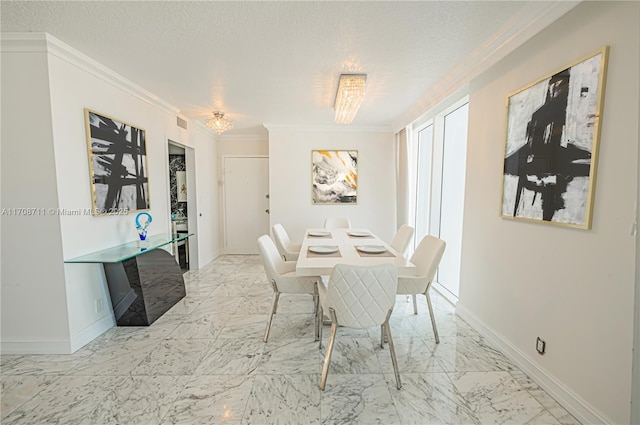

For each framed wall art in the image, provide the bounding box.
[84,109,151,215]
[176,171,187,203]
[500,46,609,229]
[312,150,358,204]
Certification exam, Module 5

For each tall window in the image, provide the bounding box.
[412,97,468,301]
[415,124,433,243]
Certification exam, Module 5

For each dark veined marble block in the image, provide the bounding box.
[103,248,186,326]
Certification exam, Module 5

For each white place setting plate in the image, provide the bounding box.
[347,231,371,237]
[309,245,339,254]
[356,245,387,254]
[308,231,331,237]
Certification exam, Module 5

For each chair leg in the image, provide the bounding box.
[318,305,324,349]
[412,294,418,315]
[425,291,439,344]
[383,309,402,390]
[379,323,389,347]
[263,290,280,343]
[314,284,320,341]
[320,308,338,390]
[313,287,319,315]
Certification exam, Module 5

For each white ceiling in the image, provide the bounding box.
[1,1,578,136]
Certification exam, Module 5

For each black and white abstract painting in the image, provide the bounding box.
[312,150,358,204]
[501,47,608,229]
[85,109,150,215]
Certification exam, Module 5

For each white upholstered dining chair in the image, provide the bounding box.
[397,235,446,343]
[257,235,321,342]
[272,223,301,261]
[323,217,351,229]
[389,224,414,257]
[316,263,401,390]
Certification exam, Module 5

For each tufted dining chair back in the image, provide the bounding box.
[321,263,397,328]
[316,263,401,390]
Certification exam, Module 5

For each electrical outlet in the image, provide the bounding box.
[536,337,546,355]
[95,298,105,314]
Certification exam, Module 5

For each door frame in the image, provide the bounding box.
[632,128,640,423]
[221,154,269,253]
[166,139,199,269]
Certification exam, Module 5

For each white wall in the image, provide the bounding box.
[218,136,268,158]
[266,125,396,243]
[459,2,638,423]
[192,123,222,265]
[1,33,220,353]
[1,46,72,353]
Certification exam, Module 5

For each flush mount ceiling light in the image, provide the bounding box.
[334,74,367,125]
[205,111,233,135]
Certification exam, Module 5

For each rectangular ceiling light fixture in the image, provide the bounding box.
[334,74,367,124]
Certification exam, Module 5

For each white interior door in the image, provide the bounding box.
[223,156,270,254]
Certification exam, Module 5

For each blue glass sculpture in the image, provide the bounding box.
[135,212,153,241]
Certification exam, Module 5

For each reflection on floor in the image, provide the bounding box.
[1,255,581,424]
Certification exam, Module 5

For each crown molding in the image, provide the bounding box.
[391,1,581,133]
[189,120,268,140]
[263,123,392,134]
[218,133,268,142]
[190,119,220,137]
[1,32,179,116]
[1,32,47,52]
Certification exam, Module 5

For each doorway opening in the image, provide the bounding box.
[168,141,190,271]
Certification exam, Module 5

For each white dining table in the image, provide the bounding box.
[295,228,416,276]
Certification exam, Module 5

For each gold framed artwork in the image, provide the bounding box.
[500,46,609,229]
[312,150,358,204]
[84,109,151,215]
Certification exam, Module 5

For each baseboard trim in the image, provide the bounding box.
[206,249,224,265]
[0,314,115,355]
[1,339,71,355]
[69,313,114,353]
[456,302,611,425]
[432,281,459,306]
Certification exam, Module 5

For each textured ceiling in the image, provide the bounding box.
[1,1,577,136]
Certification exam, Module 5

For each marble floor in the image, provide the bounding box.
[1,255,581,425]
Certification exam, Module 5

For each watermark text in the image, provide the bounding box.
[1,207,130,216]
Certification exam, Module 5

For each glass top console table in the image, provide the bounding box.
[65,233,193,263]
[65,233,194,326]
